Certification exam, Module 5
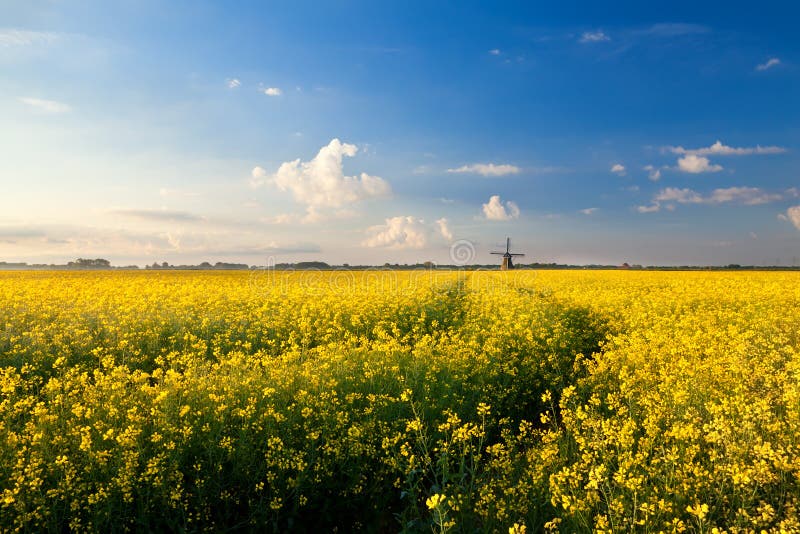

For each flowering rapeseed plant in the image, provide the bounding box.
[0,270,798,531]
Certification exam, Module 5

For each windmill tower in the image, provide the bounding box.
[491,237,525,270]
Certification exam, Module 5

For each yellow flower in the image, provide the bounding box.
[426,494,446,510]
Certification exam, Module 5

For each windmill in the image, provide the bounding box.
[491,237,525,270]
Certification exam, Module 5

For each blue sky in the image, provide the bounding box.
[2,0,799,266]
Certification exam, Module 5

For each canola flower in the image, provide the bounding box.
[0,269,798,532]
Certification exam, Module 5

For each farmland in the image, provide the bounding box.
[1,270,799,532]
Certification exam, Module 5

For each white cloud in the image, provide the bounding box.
[784,206,800,230]
[707,187,781,205]
[677,154,723,174]
[227,78,241,89]
[263,87,282,96]
[756,58,781,71]
[643,165,662,181]
[482,195,520,221]
[0,29,58,47]
[250,166,269,187]
[610,163,626,176]
[18,97,71,114]
[636,203,661,213]
[363,216,453,248]
[580,208,598,215]
[667,140,786,156]
[362,216,429,249]
[255,139,390,218]
[489,48,501,55]
[447,163,521,176]
[436,218,453,241]
[580,31,610,43]
[655,188,704,204]
[653,186,782,207]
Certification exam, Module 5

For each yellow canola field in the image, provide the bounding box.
[0,270,799,532]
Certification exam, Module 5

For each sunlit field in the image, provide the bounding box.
[1,270,799,532]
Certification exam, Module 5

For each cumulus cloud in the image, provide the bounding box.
[580,31,610,43]
[610,163,626,176]
[677,154,723,174]
[655,188,704,204]
[447,163,521,177]
[227,78,241,89]
[362,216,430,249]
[580,208,598,215]
[18,97,71,114]
[436,218,453,241]
[263,87,282,96]
[253,139,391,217]
[488,48,501,55]
[643,165,662,181]
[666,140,787,156]
[783,206,800,230]
[666,140,786,175]
[756,58,781,71]
[250,166,269,187]
[482,195,520,221]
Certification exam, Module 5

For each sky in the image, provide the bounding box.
[2,0,799,266]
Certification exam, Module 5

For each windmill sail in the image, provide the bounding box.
[490,237,525,270]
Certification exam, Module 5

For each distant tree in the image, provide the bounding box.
[68,258,111,269]
[295,261,330,270]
